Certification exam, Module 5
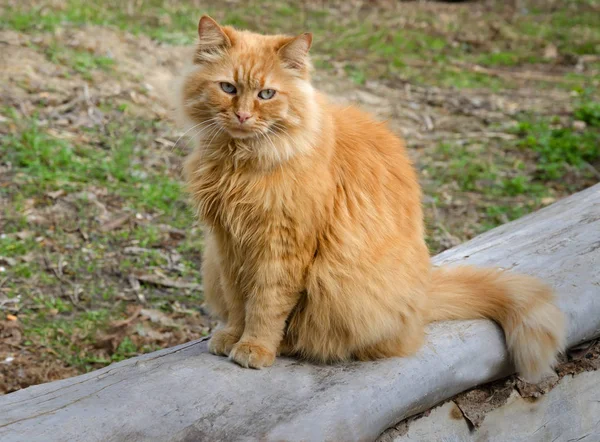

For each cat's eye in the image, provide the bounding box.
[258,89,276,100]
[220,82,237,95]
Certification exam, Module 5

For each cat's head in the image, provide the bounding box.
[179,16,318,148]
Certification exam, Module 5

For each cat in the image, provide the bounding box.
[177,16,565,382]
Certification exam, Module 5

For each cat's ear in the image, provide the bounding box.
[195,16,232,64]
[278,33,313,71]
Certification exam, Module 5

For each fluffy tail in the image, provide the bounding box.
[427,266,566,382]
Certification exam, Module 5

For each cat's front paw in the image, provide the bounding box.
[229,340,276,369]
[209,328,241,356]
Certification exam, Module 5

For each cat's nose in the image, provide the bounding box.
[235,111,252,124]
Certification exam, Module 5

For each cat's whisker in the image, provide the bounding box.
[171,118,218,153]
[188,121,220,144]
[196,124,221,152]
[181,123,220,153]
[271,121,286,130]
[171,122,203,153]
[263,131,286,172]
[262,131,276,153]
[206,126,224,149]
[270,123,289,138]
[266,128,290,164]
[268,129,287,146]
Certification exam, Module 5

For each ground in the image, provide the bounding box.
[0,0,599,394]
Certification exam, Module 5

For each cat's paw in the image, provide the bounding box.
[209,329,241,356]
[229,340,276,369]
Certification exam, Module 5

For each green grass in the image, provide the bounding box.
[1,1,204,44]
[0,107,204,372]
[514,100,600,181]
[423,95,600,242]
[3,0,598,89]
[574,100,600,126]
[44,43,116,79]
[22,309,115,370]
[426,141,549,236]
[0,112,193,238]
[517,6,600,56]
[475,52,539,67]
[0,234,39,257]
[436,68,508,91]
[1,116,186,216]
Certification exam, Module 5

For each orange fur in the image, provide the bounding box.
[177,16,565,382]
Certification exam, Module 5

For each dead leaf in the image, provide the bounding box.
[15,231,34,240]
[124,246,155,255]
[158,224,186,240]
[110,306,142,328]
[136,324,172,341]
[20,253,36,263]
[0,257,16,267]
[128,274,141,291]
[155,137,175,148]
[0,320,23,346]
[543,43,558,60]
[46,189,65,199]
[99,214,130,232]
[140,309,177,327]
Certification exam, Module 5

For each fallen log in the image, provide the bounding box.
[0,184,599,442]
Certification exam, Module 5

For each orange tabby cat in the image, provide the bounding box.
[178,16,565,382]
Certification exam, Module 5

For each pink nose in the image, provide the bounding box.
[235,112,252,123]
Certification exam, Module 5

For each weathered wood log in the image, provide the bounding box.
[0,184,599,442]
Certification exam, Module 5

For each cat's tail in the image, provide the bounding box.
[426,266,566,382]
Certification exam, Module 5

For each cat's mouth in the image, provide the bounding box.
[225,123,269,140]
[227,126,258,139]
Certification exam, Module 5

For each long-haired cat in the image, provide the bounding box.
[178,16,565,382]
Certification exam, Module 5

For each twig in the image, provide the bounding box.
[136,274,203,291]
[421,132,517,141]
[100,214,130,232]
[44,256,65,283]
[50,96,84,115]
[451,61,577,84]
[582,162,600,180]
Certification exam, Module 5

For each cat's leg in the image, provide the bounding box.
[207,276,245,356]
[204,234,245,356]
[227,226,312,369]
[229,286,302,368]
[202,235,228,322]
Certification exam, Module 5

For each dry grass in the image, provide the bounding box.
[0,0,598,393]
